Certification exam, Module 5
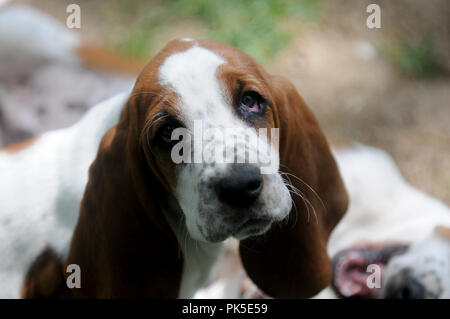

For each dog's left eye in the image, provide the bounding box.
[240,92,263,113]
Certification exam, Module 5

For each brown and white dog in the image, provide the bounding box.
[0,39,348,298]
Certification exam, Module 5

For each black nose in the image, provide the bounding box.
[215,165,263,208]
[385,278,425,299]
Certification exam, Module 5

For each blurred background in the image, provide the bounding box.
[1,0,449,204]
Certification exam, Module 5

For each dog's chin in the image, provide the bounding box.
[186,216,275,243]
[185,199,291,243]
[232,217,275,240]
[184,218,228,243]
[233,221,273,240]
[197,223,273,243]
[202,218,276,243]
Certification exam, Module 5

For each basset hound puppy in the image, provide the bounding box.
[0,39,348,298]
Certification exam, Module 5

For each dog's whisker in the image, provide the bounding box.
[279,168,326,214]
[239,242,259,254]
[280,170,320,224]
[282,174,314,227]
[284,181,318,224]
[281,175,296,226]
[281,175,300,228]
[284,176,307,225]
[140,114,171,160]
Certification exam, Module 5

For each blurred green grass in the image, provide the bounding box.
[109,0,444,79]
[380,37,443,79]
[110,0,320,63]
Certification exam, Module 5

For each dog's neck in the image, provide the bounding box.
[162,194,224,298]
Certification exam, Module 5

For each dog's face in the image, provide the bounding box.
[137,39,292,242]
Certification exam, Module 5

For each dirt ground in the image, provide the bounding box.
[9,0,450,204]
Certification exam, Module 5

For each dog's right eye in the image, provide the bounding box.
[155,123,181,148]
[240,92,263,113]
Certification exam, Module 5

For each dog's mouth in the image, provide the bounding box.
[232,217,274,240]
[331,243,410,298]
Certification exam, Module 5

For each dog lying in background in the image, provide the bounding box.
[0,4,137,147]
[322,143,450,299]
[196,143,450,299]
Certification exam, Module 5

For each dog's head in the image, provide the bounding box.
[382,226,450,299]
[330,227,450,299]
[68,39,348,298]
[130,39,294,242]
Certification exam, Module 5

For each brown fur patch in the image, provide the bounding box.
[21,247,72,299]
[3,136,38,153]
[77,43,146,76]
[328,137,355,150]
[435,225,450,240]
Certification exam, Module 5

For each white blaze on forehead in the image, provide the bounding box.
[158,45,235,126]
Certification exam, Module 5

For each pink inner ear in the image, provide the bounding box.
[333,251,385,299]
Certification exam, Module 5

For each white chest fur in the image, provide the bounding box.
[162,197,224,298]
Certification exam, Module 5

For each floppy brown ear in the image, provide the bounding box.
[239,76,349,298]
[21,247,73,299]
[64,96,182,298]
